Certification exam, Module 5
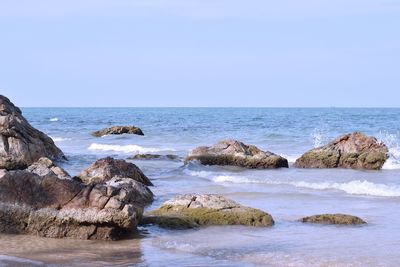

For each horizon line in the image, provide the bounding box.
[20,106,400,109]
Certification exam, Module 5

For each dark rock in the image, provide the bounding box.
[185,140,288,169]
[294,132,388,170]
[300,214,367,225]
[146,194,274,228]
[92,126,144,137]
[79,157,153,186]
[0,95,65,170]
[128,154,180,161]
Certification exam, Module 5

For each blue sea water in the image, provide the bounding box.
[1,108,400,266]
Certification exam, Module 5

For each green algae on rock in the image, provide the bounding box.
[300,214,367,225]
[143,194,274,229]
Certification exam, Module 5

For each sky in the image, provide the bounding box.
[0,0,400,107]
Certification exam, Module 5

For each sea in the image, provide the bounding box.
[1,107,400,267]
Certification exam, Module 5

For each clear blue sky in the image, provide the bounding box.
[1,0,399,107]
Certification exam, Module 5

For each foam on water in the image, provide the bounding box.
[49,136,72,142]
[88,143,175,154]
[49,117,59,122]
[311,127,328,148]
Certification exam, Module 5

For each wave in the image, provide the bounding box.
[378,131,400,170]
[185,170,400,197]
[49,117,59,122]
[49,136,71,142]
[88,143,175,154]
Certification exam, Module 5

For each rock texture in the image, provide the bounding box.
[27,157,70,179]
[294,132,388,170]
[92,126,144,137]
[128,154,179,161]
[0,95,65,170]
[0,169,144,240]
[79,157,153,186]
[143,194,274,229]
[300,214,367,225]
[185,140,288,169]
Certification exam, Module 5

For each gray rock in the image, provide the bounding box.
[27,157,70,179]
[185,140,288,169]
[0,95,65,170]
[92,126,144,137]
[300,214,367,225]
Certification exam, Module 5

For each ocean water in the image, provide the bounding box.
[1,107,400,266]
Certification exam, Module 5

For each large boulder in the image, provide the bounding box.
[300,214,366,225]
[27,157,70,179]
[294,132,388,170]
[185,140,288,169]
[143,194,274,229]
[0,168,149,240]
[92,126,144,137]
[79,157,153,186]
[0,95,65,170]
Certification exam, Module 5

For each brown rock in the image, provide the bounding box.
[79,157,153,186]
[92,126,144,137]
[0,95,65,170]
[185,140,288,169]
[294,132,388,170]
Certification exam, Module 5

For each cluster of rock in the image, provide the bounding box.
[0,95,377,241]
[92,126,144,137]
[128,154,180,161]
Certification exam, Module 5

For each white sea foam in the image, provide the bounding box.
[311,128,328,148]
[49,117,59,122]
[377,131,400,170]
[49,136,71,142]
[88,143,174,154]
[213,176,400,197]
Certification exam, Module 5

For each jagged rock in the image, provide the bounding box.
[0,95,65,170]
[0,169,147,240]
[128,154,180,161]
[185,140,288,169]
[143,194,274,229]
[92,126,144,137]
[294,132,388,170]
[27,157,70,179]
[79,157,153,186]
[300,214,367,225]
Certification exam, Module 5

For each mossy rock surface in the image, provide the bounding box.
[300,214,367,225]
[143,194,274,229]
[294,132,388,170]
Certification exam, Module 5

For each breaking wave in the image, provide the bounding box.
[88,143,175,154]
[49,117,59,122]
[49,136,71,142]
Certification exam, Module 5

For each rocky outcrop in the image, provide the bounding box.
[92,126,144,137]
[185,140,288,169]
[0,95,65,170]
[143,194,274,229]
[0,169,144,240]
[300,214,367,225]
[79,157,153,186]
[27,157,70,179]
[294,132,388,170]
[128,154,180,161]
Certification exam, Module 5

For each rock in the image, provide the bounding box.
[27,157,70,179]
[144,194,274,229]
[128,154,180,161]
[0,169,149,240]
[300,214,367,225]
[0,95,65,170]
[294,132,388,170]
[185,140,288,169]
[79,157,153,186]
[92,126,144,137]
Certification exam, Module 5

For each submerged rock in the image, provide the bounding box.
[0,169,144,240]
[185,140,288,169]
[294,132,388,170]
[300,214,367,225]
[92,126,144,137]
[79,157,153,186]
[128,154,180,161]
[144,194,274,229]
[0,95,65,170]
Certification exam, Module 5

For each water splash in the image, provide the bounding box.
[378,131,400,170]
[311,128,328,148]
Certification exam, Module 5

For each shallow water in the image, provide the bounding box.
[1,108,400,266]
